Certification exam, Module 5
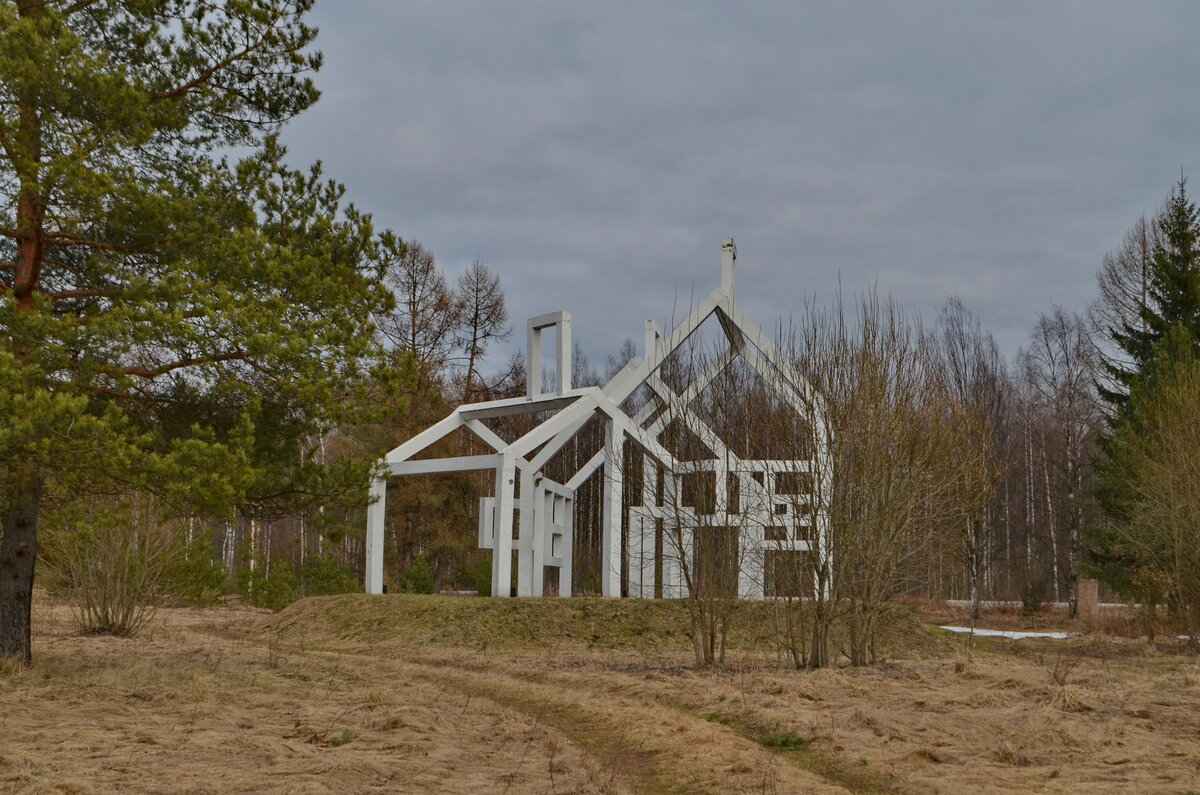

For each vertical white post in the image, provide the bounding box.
[527,324,542,397]
[365,475,387,594]
[715,460,728,520]
[816,428,833,602]
[601,419,624,597]
[556,314,572,395]
[559,496,574,598]
[628,516,644,598]
[740,525,763,601]
[492,454,517,597]
[532,483,547,596]
[516,469,536,597]
[720,237,736,298]
[661,517,688,599]
[644,319,661,361]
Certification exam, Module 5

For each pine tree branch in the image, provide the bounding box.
[152,44,259,102]
[122,351,251,379]
[43,232,144,252]
[43,288,111,300]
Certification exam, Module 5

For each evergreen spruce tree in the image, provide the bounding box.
[1090,180,1200,611]
[1100,179,1200,416]
[1,1,396,663]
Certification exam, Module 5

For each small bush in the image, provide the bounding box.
[237,564,298,610]
[1022,585,1043,617]
[398,554,436,594]
[471,553,492,596]
[41,494,181,636]
[300,554,359,597]
[163,535,228,605]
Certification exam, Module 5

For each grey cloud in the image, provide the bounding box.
[283,1,1200,365]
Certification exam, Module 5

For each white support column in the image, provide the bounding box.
[365,475,387,594]
[628,515,644,598]
[720,237,736,298]
[661,518,689,600]
[644,319,662,361]
[531,486,547,597]
[559,496,574,598]
[601,419,624,597]
[633,516,657,599]
[492,454,517,597]
[556,315,572,395]
[516,469,536,596]
[527,322,542,397]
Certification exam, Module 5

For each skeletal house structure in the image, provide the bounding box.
[365,239,831,599]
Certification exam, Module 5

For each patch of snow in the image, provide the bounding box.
[938,625,1076,640]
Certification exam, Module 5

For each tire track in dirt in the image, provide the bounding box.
[316,648,849,794]
[415,653,906,794]
[401,652,903,794]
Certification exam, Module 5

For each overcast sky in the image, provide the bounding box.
[282,1,1200,370]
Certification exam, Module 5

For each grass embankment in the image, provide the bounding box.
[261,593,949,659]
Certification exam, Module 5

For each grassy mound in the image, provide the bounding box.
[261,594,702,652]
[259,594,951,658]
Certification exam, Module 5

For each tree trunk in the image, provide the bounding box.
[1,474,45,664]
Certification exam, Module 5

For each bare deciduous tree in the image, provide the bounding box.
[1021,307,1101,616]
[377,236,464,372]
[790,294,993,665]
[933,298,1008,620]
[454,260,510,402]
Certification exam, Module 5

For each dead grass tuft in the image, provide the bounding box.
[1051,685,1095,713]
[993,740,1034,766]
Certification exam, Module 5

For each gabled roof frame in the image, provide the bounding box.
[366,239,831,599]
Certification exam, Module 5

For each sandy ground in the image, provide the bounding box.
[3,596,1199,794]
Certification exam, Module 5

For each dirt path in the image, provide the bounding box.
[2,601,841,793]
[7,598,1200,793]
[1,604,617,793]
[359,652,848,794]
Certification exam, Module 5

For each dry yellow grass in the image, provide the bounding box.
[4,593,1199,793]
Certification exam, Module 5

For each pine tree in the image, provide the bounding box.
[0,1,396,663]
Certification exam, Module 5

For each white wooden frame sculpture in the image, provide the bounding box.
[366,239,831,599]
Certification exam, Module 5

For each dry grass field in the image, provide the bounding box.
[2,593,1199,794]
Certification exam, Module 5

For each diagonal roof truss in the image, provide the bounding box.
[366,238,831,599]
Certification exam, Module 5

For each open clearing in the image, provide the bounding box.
[2,595,1199,793]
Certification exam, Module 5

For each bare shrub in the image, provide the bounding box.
[41,493,183,636]
[1047,652,1081,686]
[785,293,994,666]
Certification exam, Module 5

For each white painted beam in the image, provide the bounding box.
[384,412,465,465]
[365,476,386,594]
[601,419,624,597]
[565,449,605,491]
[491,453,517,597]
[458,389,593,421]
[389,454,499,476]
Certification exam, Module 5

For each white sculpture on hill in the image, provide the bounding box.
[366,239,831,599]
